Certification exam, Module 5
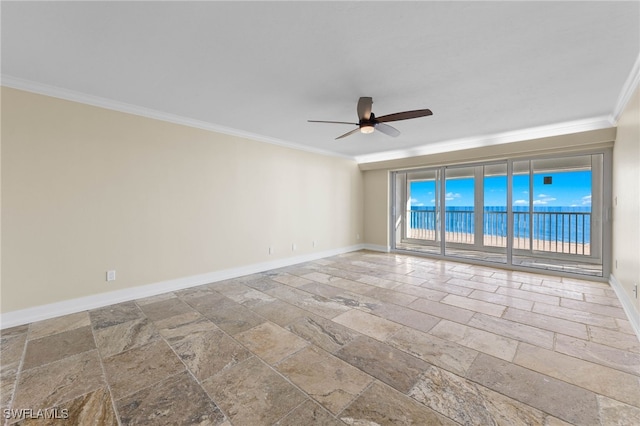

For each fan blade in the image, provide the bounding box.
[335,127,361,140]
[357,97,373,120]
[308,120,358,125]
[375,109,433,123]
[375,123,400,137]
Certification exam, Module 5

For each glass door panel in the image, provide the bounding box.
[444,166,476,259]
[392,169,442,255]
[512,160,531,252]
[482,163,507,263]
[512,154,603,277]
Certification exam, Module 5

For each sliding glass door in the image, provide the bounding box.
[390,151,610,278]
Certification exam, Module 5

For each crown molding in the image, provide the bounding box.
[355,115,614,165]
[610,53,640,124]
[1,75,356,162]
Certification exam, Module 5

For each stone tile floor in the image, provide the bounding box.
[1,251,639,425]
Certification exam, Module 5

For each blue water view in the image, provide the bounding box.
[409,206,591,244]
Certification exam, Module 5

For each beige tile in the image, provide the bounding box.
[597,395,640,425]
[173,329,252,381]
[584,293,625,307]
[275,399,344,426]
[542,279,608,296]
[503,307,588,339]
[301,271,346,285]
[202,356,307,426]
[469,274,522,288]
[336,336,429,393]
[12,351,105,410]
[393,283,447,301]
[387,327,478,376]
[468,313,555,349]
[445,277,500,293]
[116,371,226,425]
[588,325,640,354]
[265,285,350,319]
[441,294,506,317]
[468,289,534,311]
[214,284,276,308]
[278,273,325,288]
[203,302,267,335]
[22,326,95,370]
[340,381,456,425]
[532,302,619,328]
[381,272,427,286]
[93,316,160,358]
[154,311,219,345]
[275,345,372,414]
[322,278,373,294]
[286,315,361,354]
[616,318,638,335]
[408,298,475,323]
[520,283,584,300]
[430,320,519,361]
[363,286,418,306]
[560,297,628,319]
[251,299,310,327]
[409,365,547,425]
[555,334,640,375]
[1,364,18,414]
[27,312,91,341]
[12,387,117,426]
[177,287,228,311]
[330,291,381,312]
[467,353,599,425]
[332,309,402,341]
[134,291,177,306]
[299,282,344,299]
[235,322,308,364]
[0,329,28,370]
[137,297,195,322]
[356,274,403,289]
[514,342,640,407]
[496,286,560,305]
[491,271,544,285]
[371,302,440,333]
[102,340,185,400]
[89,301,145,330]
[419,279,474,296]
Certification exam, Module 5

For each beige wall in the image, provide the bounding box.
[612,86,640,315]
[1,88,363,313]
[363,169,389,249]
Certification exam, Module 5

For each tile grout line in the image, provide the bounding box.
[89,322,124,426]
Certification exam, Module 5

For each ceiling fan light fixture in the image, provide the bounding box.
[360,125,375,134]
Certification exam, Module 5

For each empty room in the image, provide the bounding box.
[1,2,639,425]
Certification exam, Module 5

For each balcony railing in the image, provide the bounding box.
[407,209,591,255]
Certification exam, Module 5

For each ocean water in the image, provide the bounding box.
[409,206,591,244]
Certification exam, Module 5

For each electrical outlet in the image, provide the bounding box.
[356,233,360,240]
[269,247,275,255]
[292,243,297,251]
[634,283,638,299]
[106,270,116,282]
[312,240,317,248]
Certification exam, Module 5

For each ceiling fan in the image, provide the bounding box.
[308,97,433,140]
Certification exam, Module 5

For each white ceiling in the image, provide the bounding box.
[2,1,639,162]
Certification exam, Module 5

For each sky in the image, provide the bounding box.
[409,171,592,208]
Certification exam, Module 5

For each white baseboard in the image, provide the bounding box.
[609,274,640,341]
[0,244,366,329]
